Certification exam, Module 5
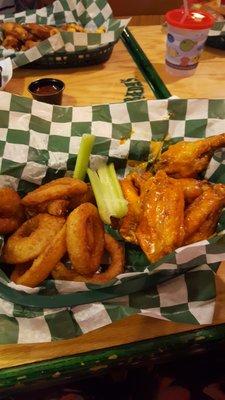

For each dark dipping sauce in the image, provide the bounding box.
[34,84,59,95]
[28,78,65,105]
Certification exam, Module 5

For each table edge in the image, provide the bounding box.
[1,322,225,391]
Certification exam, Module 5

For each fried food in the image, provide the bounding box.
[69,183,95,210]
[52,233,125,284]
[3,214,65,264]
[95,26,106,33]
[1,22,28,41]
[2,35,20,50]
[22,23,52,40]
[22,39,40,50]
[119,170,152,244]
[25,183,93,218]
[136,171,185,263]
[177,178,211,204]
[47,199,70,216]
[14,224,67,287]
[10,263,30,282]
[119,172,143,244]
[156,133,225,178]
[119,169,225,262]
[66,203,105,276]
[49,27,60,36]
[2,131,225,288]
[0,22,105,51]
[61,23,85,32]
[22,177,87,207]
[0,188,24,234]
[25,198,70,217]
[184,184,225,244]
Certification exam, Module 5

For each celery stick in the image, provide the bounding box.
[108,163,128,217]
[87,163,128,225]
[108,163,124,198]
[97,164,116,216]
[97,164,128,218]
[87,168,111,225]
[73,134,95,180]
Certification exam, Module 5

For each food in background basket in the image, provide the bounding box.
[60,22,85,33]
[1,133,225,287]
[0,21,106,51]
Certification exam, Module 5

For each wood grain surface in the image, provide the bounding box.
[5,32,154,107]
[6,26,225,105]
[2,24,225,369]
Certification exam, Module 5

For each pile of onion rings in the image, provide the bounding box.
[0,177,125,288]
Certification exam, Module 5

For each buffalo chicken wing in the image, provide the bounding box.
[156,133,225,178]
[136,171,185,263]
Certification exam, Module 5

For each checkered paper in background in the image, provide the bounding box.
[209,21,225,36]
[0,0,129,88]
[0,92,225,344]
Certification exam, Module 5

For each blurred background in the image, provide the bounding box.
[18,0,182,13]
[16,0,183,24]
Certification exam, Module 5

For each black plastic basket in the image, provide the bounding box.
[206,35,225,50]
[25,41,115,69]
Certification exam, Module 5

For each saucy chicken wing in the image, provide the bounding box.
[176,178,211,204]
[119,170,152,244]
[184,184,225,245]
[136,171,185,263]
[156,133,225,178]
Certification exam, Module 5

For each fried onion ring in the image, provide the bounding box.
[10,263,30,283]
[14,224,67,287]
[21,177,87,207]
[25,199,70,218]
[0,187,24,234]
[69,184,95,210]
[66,203,104,276]
[52,233,125,284]
[3,214,65,264]
[47,199,70,216]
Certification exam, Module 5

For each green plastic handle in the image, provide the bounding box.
[121,28,171,100]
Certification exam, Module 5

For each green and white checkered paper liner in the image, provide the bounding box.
[209,20,225,36]
[0,0,129,89]
[0,92,225,344]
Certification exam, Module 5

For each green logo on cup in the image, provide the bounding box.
[180,39,196,52]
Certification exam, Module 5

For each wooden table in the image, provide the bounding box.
[1,24,225,393]
[6,26,225,105]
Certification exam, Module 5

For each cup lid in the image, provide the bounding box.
[166,8,214,30]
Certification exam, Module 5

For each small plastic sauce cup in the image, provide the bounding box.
[165,9,214,76]
[28,78,65,105]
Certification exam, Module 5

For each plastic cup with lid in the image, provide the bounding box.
[165,8,214,77]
